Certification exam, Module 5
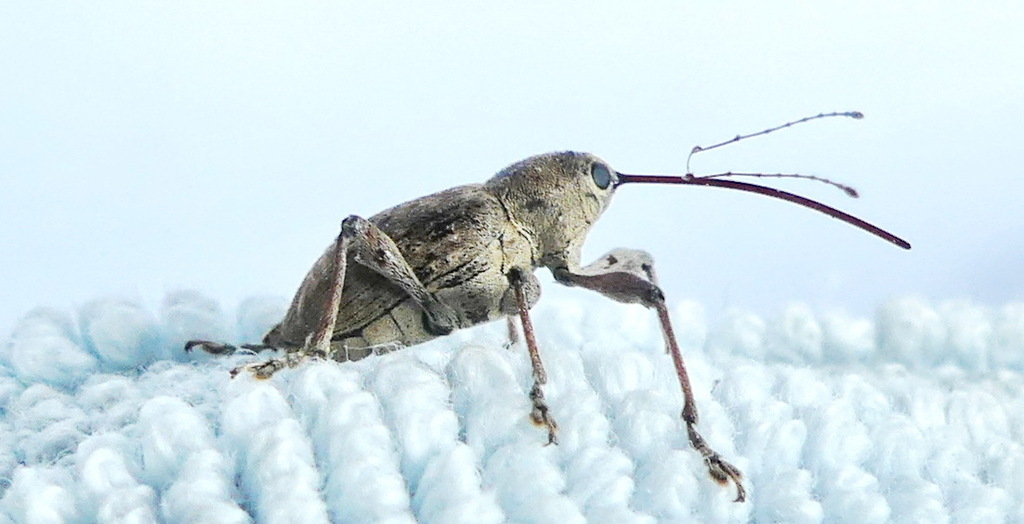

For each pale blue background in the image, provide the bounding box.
[2,1,1022,336]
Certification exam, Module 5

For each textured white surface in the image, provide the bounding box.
[1,293,1023,523]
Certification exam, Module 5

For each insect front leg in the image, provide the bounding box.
[505,268,558,445]
[552,248,746,502]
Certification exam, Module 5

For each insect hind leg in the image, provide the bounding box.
[184,340,239,355]
[221,219,351,379]
[184,340,282,355]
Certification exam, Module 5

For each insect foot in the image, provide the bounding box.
[228,347,325,379]
[688,420,746,502]
[529,382,559,445]
[229,356,286,379]
[506,268,560,445]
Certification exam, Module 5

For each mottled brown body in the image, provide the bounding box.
[263,152,607,361]
[263,184,536,357]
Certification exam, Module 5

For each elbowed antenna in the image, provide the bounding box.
[615,173,912,250]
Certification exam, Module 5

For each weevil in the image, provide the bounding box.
[187,114,911,503]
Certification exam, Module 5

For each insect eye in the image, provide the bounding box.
[591,163,612,189]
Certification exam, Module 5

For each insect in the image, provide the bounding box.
[187,112,910,503]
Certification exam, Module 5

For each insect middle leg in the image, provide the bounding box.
[342,215,460,336]
[507,268,558,445]
[553,248,746,502]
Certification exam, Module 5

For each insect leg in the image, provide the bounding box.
[654,298,746,503]
[184,340,239,355]
[508,268,558,445]
[341,215,460,336]
[184,340,280,355]
[552,248,746,502]
[228,220,350,378]
[505,316,520,348]
[306,218,349,357]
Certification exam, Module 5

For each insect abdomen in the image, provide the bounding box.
[329,298,435,361]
